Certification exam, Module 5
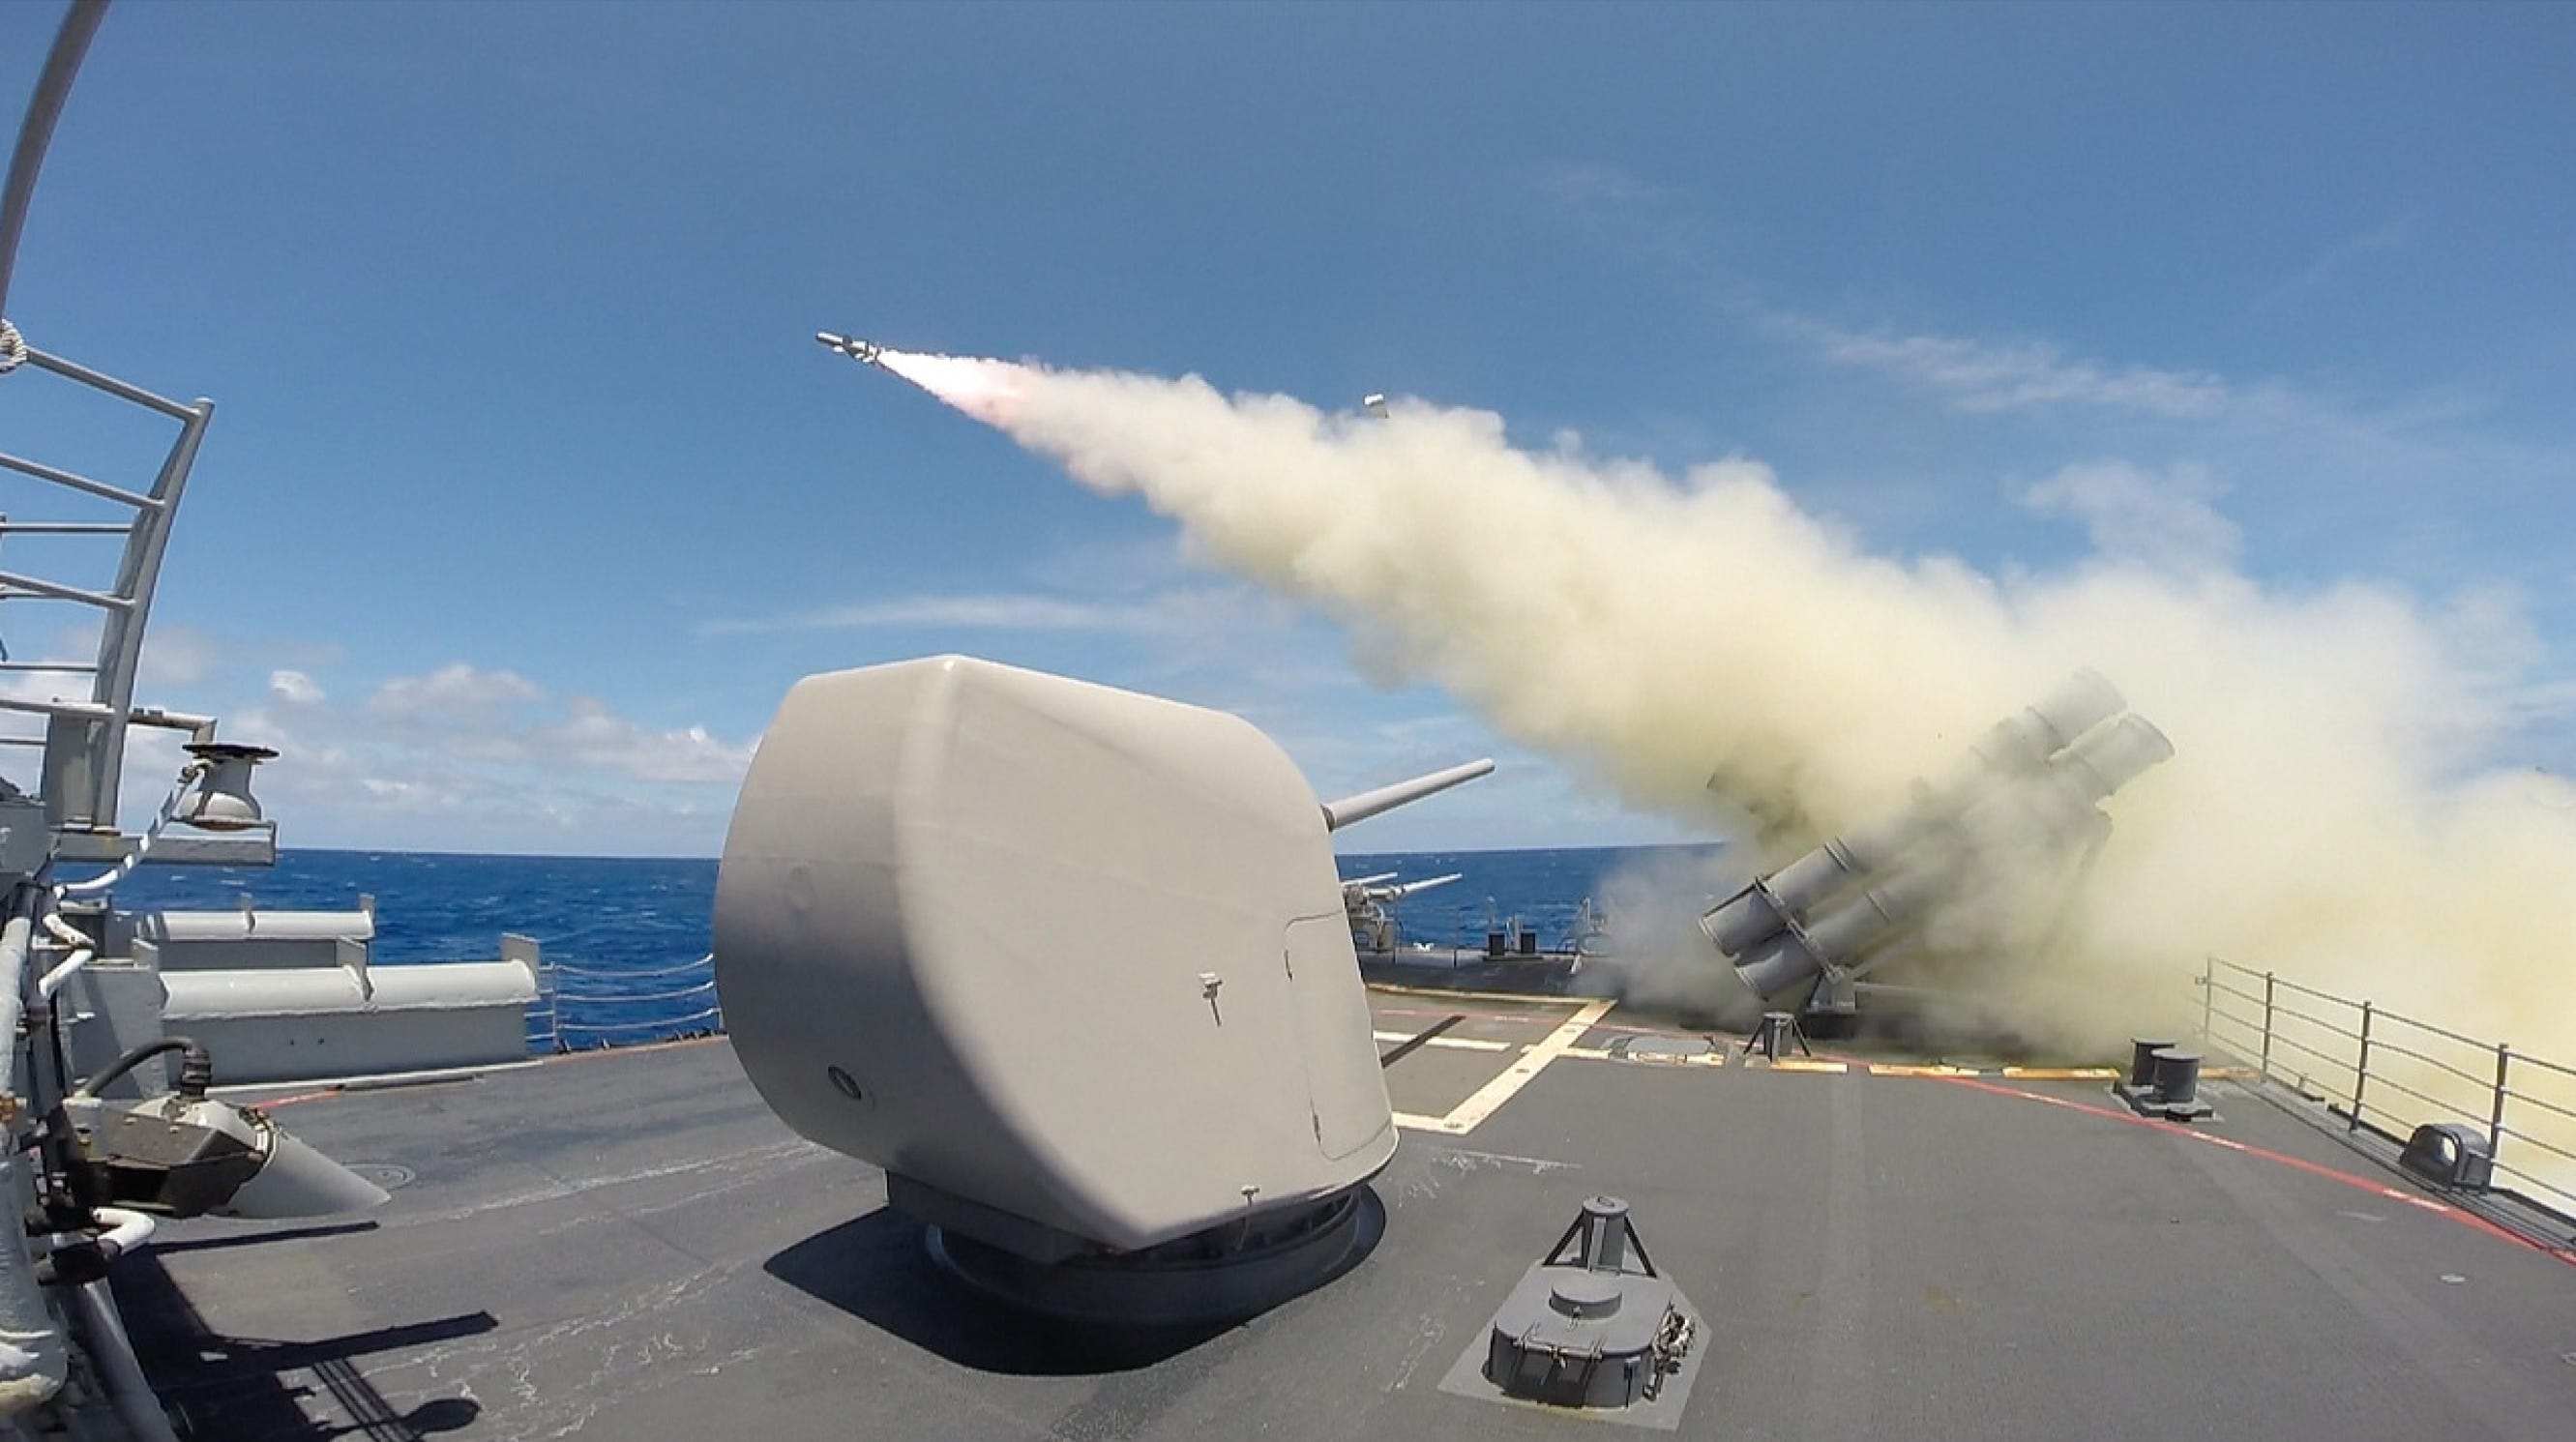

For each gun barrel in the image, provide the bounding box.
[1320,758,1495,832]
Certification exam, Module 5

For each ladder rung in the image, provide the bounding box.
[0,572,133,610]
[0,521,134,536]
[0,452,162,512]
[20,347,200,423]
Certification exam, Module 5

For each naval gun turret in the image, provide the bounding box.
[1701,670,2173,1022]
[714,656,1491,1323]
[1343,869,1463,954]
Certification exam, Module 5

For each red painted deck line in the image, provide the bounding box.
[1934,1074,2572,1266]
[243,1087,344,1109]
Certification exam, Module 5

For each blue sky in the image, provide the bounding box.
[0,1,2569,856]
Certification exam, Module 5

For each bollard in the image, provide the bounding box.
[2129,1038,2176,1090]
[2150,1047,2203,1106]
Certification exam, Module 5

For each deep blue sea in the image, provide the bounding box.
[105,845,1724,1048]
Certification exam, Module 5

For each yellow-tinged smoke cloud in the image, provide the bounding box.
[881,350,2576,1122]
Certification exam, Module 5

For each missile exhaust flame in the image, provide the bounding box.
[817,332,1030,427]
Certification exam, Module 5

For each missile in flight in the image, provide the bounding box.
[816,331,884,365]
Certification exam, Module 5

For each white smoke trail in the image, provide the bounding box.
[874,350,2576,1088]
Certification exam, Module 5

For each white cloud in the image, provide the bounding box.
[1533,161,1662,212]
[96,659,771,851]
[268,668,325,705]
[2252,215,2418,313]
[535,697,751,785]
[696,590,1218,637]
[369,662,544,727]
[1776,316,2235,419]
[2018,460,2242,573]
[357,663,751,786]
[136,622,221,688]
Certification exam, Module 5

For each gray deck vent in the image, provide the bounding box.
[1454,1197,1705,1421]
[2399,1123,2495,1192]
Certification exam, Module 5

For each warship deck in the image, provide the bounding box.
[119,988,2576,1441]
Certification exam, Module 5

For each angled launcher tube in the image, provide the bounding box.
[2052,713,2174,803]
[1703,671,2124,960]
[1729,864,1950,1002]
[1959,668,2126,777]
[1800,865,1950,962]
[1701,804,1926,957]
[1703,672,2169,1008]
[1950,712,2176,860]
[1728,929,1824,1005]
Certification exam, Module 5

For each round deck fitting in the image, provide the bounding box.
[927,1187,1382,1327]
[1550,1271,1623,1319]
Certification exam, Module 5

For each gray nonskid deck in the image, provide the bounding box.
[121,996,2576,1441]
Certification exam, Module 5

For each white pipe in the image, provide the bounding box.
[32,950,87,1002]
[0,1156,64,1420]
[34,908,90,1001]
[0,905,33,1101]
[67,1280,178,1442]
[0,893,64,1419]
[52,767,193,897]
[31,1206,156,1261]
[87,1208,153,1260]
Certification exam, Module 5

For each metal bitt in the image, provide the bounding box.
[2127,1038,2176,1090]
[2116,1042,2213,1122]
[1473,1197,1704,1413]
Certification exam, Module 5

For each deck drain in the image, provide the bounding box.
[348,1162,416,1191]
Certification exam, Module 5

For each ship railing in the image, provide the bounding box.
[521,937,723,1054]
[2196,955,2576,1221]
[0,338,228,838]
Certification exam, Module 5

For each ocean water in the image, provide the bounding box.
[104,844,1724,1047]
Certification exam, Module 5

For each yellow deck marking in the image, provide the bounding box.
[1869,1064,1982,1077]
[2000,1067,2121,1079]
[1392,998,1616,1135]
[1763,1059,1851,1074]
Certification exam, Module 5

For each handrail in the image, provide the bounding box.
[556,1008,722,1035]
[526,950,724,1053]
[547,956,713,981]
[2495,1125,2576,1165]
[2196,956,2576,1222]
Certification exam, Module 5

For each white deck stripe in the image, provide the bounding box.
[1371,1029,1514,1053]
[1395,998,1616,1136]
